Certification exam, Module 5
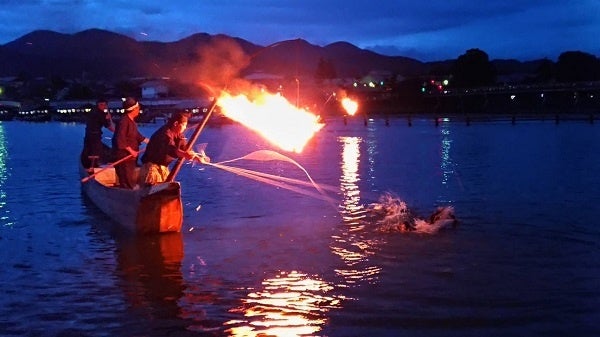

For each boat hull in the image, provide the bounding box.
[80,165,183,234]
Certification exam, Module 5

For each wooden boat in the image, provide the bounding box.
[80,165,183,234]
[80,99,218,234]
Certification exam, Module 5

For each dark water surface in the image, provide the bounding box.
[1,117,599,336]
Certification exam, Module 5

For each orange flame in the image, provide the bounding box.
[218,91,324,153]
[341,97,358,116]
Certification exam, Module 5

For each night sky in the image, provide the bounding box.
[0,0,598,62]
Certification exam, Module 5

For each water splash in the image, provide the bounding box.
[366,192,457,234]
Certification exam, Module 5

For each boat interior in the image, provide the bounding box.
[90,167,141,187]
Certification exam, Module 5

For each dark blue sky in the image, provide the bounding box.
[0,0,598,61]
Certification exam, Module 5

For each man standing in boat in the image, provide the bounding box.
[81,98,114,170]
[112,97,149,189]
[139,111,209,186]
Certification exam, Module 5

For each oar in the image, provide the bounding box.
[81,149,145,183]
[166,98,219,182]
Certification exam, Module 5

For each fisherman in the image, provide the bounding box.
[139,111,210,186]
[81,98,114,170]
[112,97,149,189]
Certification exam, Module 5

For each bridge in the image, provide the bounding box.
[421,81,600,115]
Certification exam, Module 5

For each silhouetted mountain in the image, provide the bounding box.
[0,28,546,83]
[243,39,426,78]
[0,29,263,81]
[322,41,425,76]
[1,29,148,79]
[0,29,426,82]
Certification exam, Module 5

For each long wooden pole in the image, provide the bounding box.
[166,98,219,182]
[81,149,145,183]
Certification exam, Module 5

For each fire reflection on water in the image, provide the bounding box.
[339,136,364,217]
[116,233,185,324]
[224,270,342,336]
[331,136,383,286]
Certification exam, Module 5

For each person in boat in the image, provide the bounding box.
[112,97,149,189]
[81,98,114,170]
[139,111,210,186]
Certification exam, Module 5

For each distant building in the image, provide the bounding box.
[141,80,169,99]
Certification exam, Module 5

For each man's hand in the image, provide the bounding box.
[199,153,210,164]
[189,151,210,164]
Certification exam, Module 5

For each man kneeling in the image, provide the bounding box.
[139,111,209,186]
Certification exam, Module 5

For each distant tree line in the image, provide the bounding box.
[447,49,600,88]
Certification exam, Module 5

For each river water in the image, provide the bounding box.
[1,116,599,336]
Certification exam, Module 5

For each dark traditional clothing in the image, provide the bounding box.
[142,125,186,166]
[81,107,112,168]
[112,116,145,189]
[139,124,187,185]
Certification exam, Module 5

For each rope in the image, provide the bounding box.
[216,150,334,199]
[205,150,339,206]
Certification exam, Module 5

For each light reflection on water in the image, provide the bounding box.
[224,270,342,336]
[331,135,383,287]
[437,120,460,206]
[439,121,454,186]
[114,232,185,320]
[339,136,364,217]
[0,123,10,226]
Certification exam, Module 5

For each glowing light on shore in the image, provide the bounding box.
[218,91,324,153]
[341,97,358,116]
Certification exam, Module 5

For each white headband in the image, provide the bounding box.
[125,102,139,111]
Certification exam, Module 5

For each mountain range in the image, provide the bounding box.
[0,28,545,83]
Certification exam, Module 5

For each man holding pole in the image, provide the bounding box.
[139,111,210,186]
[112,97,149,189]
[81,98,114,170]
